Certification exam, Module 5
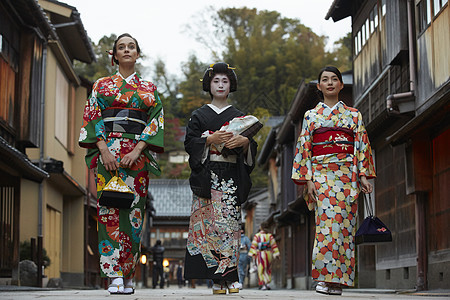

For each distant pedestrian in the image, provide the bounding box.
[248,225,280,290]
[177,260,184,288]
[151,240,165,289]
[237,224,251,289]
[164,265,170,287]
[291,66,375,295]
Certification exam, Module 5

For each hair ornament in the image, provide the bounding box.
[202,62,238,93]
[107,50,114,66]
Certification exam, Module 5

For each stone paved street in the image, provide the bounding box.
[1,286,449,300]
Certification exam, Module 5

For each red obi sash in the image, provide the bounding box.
[312,127,354,156]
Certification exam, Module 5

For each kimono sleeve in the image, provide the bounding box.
[78,80,107,168]
[248,234,259,257]
[184,111,207,172]
[78,80,107,149]
[354,111,376,179]
[139,89,164,154]
[291,111,314,185]
[269,234,280,256]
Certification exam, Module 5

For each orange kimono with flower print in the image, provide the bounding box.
[291,101,375,287]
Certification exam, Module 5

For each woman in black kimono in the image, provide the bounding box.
[184,63,258,295]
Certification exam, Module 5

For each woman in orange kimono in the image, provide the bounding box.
[291,66,375,295]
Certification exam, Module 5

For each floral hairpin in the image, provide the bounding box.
[107,50,114,66]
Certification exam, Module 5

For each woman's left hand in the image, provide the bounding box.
[360,176,373,194]
[120,141,146,169]
[223,134,249,150]
[120,149,141,169]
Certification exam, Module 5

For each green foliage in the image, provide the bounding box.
[177,55,211,117]
[249,107,272,188]
[153,58,182,119]
[188,7,340,116]
[163,118,185,153]
[19,240,51,268]
[330,32,352,73]
[73,34,147,81]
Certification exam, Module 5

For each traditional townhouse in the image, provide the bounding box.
[258,0,449,291]
[147,179,192,285]
[326,0,449,291]
[0,0,95,287]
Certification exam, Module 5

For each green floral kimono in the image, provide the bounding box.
[79,72,163,278]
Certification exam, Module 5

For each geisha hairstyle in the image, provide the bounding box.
[317,66,343,99]
[202,62,238,96]
[112,33,141,65]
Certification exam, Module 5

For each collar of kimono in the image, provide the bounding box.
[319,100,344,111]
[118,71,137,84]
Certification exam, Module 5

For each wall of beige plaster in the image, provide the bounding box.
[19,179,40,242]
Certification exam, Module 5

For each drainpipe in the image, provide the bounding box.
[38,43,47,237]
[386,0,417,113]
[37,41,47,288]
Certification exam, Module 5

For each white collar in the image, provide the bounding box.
[118,72,136,84]
[322,101,343,110]
[207,103,232,114]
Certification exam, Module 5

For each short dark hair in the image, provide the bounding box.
[112,33,141,65]
[317,66,343,99]
[317,66,343,83]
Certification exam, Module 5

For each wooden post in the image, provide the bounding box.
[30,238,36,264]
[37,236,43,288]
[415,191,427,291]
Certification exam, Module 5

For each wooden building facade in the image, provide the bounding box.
[258,0,449,291]
[325,0,449,290]
[0,0,95,287]
[258,1,449,291]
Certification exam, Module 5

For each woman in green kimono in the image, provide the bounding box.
[79,33,163,294]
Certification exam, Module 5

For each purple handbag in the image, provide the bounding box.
[355,194,392,245]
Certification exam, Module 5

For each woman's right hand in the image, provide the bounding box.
[97,140,119,171]
[206,130,234,146]
[306,180,318,202]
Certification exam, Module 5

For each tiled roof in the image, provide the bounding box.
[148,179,192,217]
[0,136,48,182]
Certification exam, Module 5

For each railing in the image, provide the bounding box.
[0,185,15,277]
[356,64,410,127]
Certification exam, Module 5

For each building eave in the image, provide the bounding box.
[257,127,277,166]
[39,0,96,63]
[0,136,48,182]
[38,158,86,196]
[325,0,352,22]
